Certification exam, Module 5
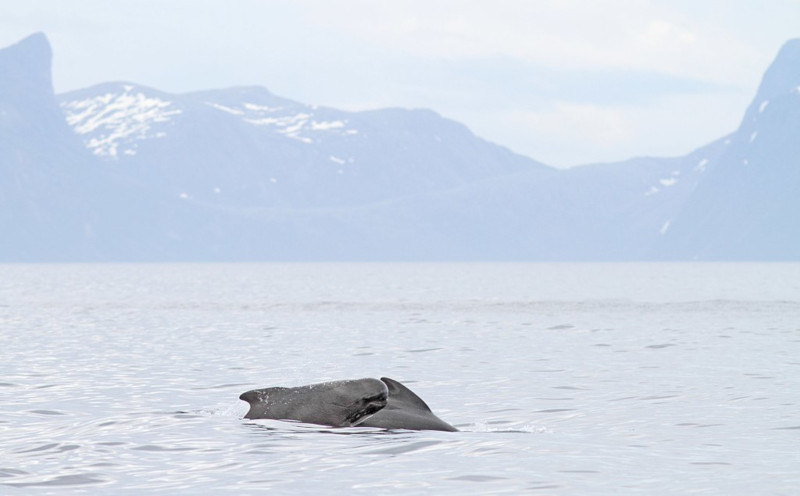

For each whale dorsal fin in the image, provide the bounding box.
[380,377,433,413]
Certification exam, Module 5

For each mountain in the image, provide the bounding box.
[0,34,247,261]
[55,76,555,260]
[1,33,798,261]
[347,136,728,261]
[654,39,800,259]
[59,82,542,209]
[425,39,800,261]
[0,32,97,260]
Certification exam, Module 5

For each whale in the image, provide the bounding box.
[239,378,388,428]
[239,377,457,432]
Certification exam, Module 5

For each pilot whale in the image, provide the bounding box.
[239,378,388,428]
[240,377,457,432]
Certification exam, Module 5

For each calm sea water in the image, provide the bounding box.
[1,263,799,495]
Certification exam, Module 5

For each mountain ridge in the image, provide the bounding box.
[1,33,798,261]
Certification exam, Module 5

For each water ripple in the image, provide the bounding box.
[2,263,799,494]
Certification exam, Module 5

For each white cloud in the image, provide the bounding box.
[287,0,784,167]
[298,0,761,83]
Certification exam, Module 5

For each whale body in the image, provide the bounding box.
[239,378,388,427]
[239,377,457,432]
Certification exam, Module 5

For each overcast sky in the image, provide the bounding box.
[2,1,799,167]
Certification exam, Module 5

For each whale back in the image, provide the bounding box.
[240,378,388,427]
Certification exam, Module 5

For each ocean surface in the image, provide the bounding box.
[1,263,799,495]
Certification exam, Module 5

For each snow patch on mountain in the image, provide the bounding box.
[311,120,345,131]
[202,100,357,144]
[659,177,677,187]
[694,159,709,172]
[205,102,244,115]
[645,170,682,195]
[61,87,181,157]
[60,83,363,158]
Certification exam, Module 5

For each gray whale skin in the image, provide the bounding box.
[239,377,457,432]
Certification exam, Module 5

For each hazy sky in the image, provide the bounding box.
[2,1,798,167]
